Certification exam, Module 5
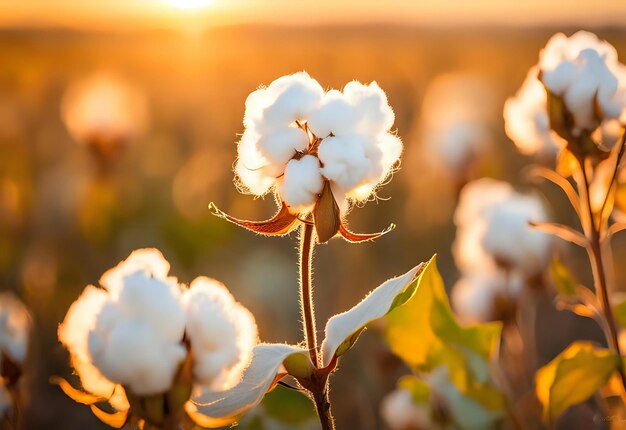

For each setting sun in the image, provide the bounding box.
[165,0,211,9]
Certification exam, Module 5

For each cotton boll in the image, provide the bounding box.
[504,68,563,156]
[278,155,324,212]
[425,121,492,171]
[452,220,496,274]
[117,271,186,343]
[307,90,359,138]
[452,272,524,323]
[343,81,395,135]
[245,72,325,133]
[99,248,172,295]
[539,31,626,134]
[318,135,372,191]
[59,286,108,365]
[235,130,278,195]
[481,195,552,276]
[256,126,309,169]
[454,178,514,227]
[380,389,432,430]
[72,359,129,411]
[89,319,187,396]
[0,293,31,365]
[182,277,258,391]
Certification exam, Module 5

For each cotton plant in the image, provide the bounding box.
[451,178,554,323]
[195,72,447,430]
[0,292,31,426]
[505,30,626,422]
[56,248,259,429]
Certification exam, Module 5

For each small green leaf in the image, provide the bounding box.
[535,341,618,422]
[262,386,316,425]
[550,259,577,296]
[614,297,626,328]
[397,375,430,404]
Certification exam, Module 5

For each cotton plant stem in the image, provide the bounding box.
[298,223,336,430]
[299,222,319,366]
[578,161,626,393]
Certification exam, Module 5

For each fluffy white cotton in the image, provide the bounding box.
[380,389,432,430]
[60,248,259,405]
[504,67,564,156]
[61,73,148,144]
[0,383,11,417]
[453,178,553,277]
[452,272,524,323]
[277,155,324,212]
[59,285,129,410]
[0,293,30,366]
[244,72,325,134]
[88,269,187,396]
[182,277,258,391]
[538,31,626,135]
[235,72,402,212]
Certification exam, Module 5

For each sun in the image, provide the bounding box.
[165,0,212,9]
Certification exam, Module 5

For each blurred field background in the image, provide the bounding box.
[1,2,626,427]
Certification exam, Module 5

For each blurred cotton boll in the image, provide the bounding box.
[0,293,31,370]
[182,277,258,391]
[453,178,553,279]
[418,73,496,177]
[380,388,433,430]
[235,72,401,213]
[58,248,259,427]
[504,67,565,157]
[452,271,524,323]
[61,73,148,163]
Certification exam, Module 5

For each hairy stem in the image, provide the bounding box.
[579,161,626,392]
[300,222,319,366]
[299,223,336,430]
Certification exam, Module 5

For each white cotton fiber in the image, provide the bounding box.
[380,389,432,430]
[88,269,187,396]
[307,90,359,138]
[318,135,372,191]
[343,81,395,136]
[278,155,324,211]
[235,72,401,212]
[504,67,563,156]
[539,31,626,135]
[453,179,553,278]
[182,277,258,391]
[256,126,309,169]
[452,272,523,323]
[99,248,172,295]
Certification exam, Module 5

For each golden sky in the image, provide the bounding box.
[0,0,625,30]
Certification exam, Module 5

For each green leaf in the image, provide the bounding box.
[397,375,430,404]
[614,297,626,328]
[384,257,505,428]
[320,263,425,366]
[550,258,577,296]
[535,341,618,422]
[262,386,316,425]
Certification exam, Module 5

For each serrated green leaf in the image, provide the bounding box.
[550,258,577,295]
[535,341,618,422]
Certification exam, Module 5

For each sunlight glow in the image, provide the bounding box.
[165,0,212,10]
